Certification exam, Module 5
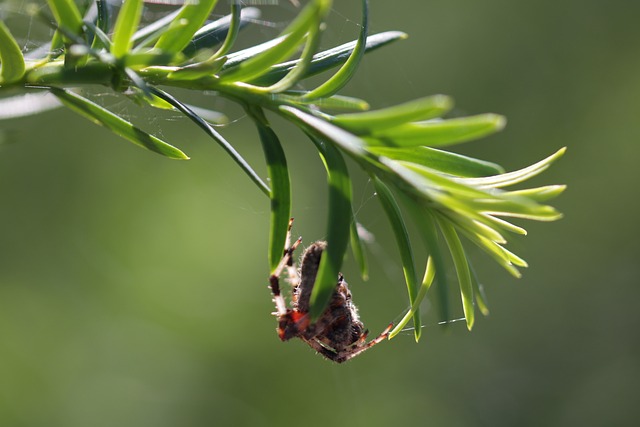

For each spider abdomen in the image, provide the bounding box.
[294,241,326,313]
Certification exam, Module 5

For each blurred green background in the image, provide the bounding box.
[1,0,639,426]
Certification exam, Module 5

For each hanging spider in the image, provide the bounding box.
[268,220,392,363]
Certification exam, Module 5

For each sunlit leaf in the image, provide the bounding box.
[293,93,369,111]
[246,31,407,86]
[448,210,507,244]
[182,6,260,57]
[389,256,435,339]
[481,214,527,236]
[301,0,369,100]
[0,21,26,84]
[438,217,475,330]
[471,199,563,222]
[221,36,285,69]
[333,95,453,133]
[261,2,327,93]
[367,145,504,177]
[506,185,567,202]
[456,148,566,188]
[368,114,506,148]
[409,205,450,324]
[387,159,494,200]
[111,0,143,58]
[167,56,227,80]
[453,225,522,278]
[154,0,218,54]
[219,0,329,83]
[207,0,242,59]
[391,160,561,222]
[51,88,188,159]
[46,0,84,37]
[373,177,421,341]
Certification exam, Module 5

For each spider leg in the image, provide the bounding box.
[301,337,344,363]
[352,329,370,347]
[285,250,301,290]
[283,217,294,249]
[268,218,302,316]
[269,236,302,316]
[333,323,393,363]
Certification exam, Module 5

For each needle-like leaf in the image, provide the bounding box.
[209,0,242,60]
[293,93,369,112]
[301,0,369,100]
[219,0,329,83]
[367,146,504,177]
[111,0,143,58]
[154,0,218,54]
[50,88,188,159]
[46,0,84,37]
[248,106,292,271]
[0,21,26,84]
[438,217,475,330]
[182,6,260,57]
[246,31,407,86]
[333,95,453,133]
[389,256,435,339]
[408,205,450,324]
[260,2,327,93]
[506,185,567,202]
[373,176,421,341]
[368,114,506,148]
[455,148,566,188]
[306,134,353,321]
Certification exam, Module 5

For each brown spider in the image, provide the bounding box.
[268,221,392,363]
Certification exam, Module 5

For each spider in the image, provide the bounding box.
[268,220,392,363]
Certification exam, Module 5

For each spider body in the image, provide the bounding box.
[269,228,391,363]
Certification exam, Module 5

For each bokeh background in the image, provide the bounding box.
[1,0,639,426]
